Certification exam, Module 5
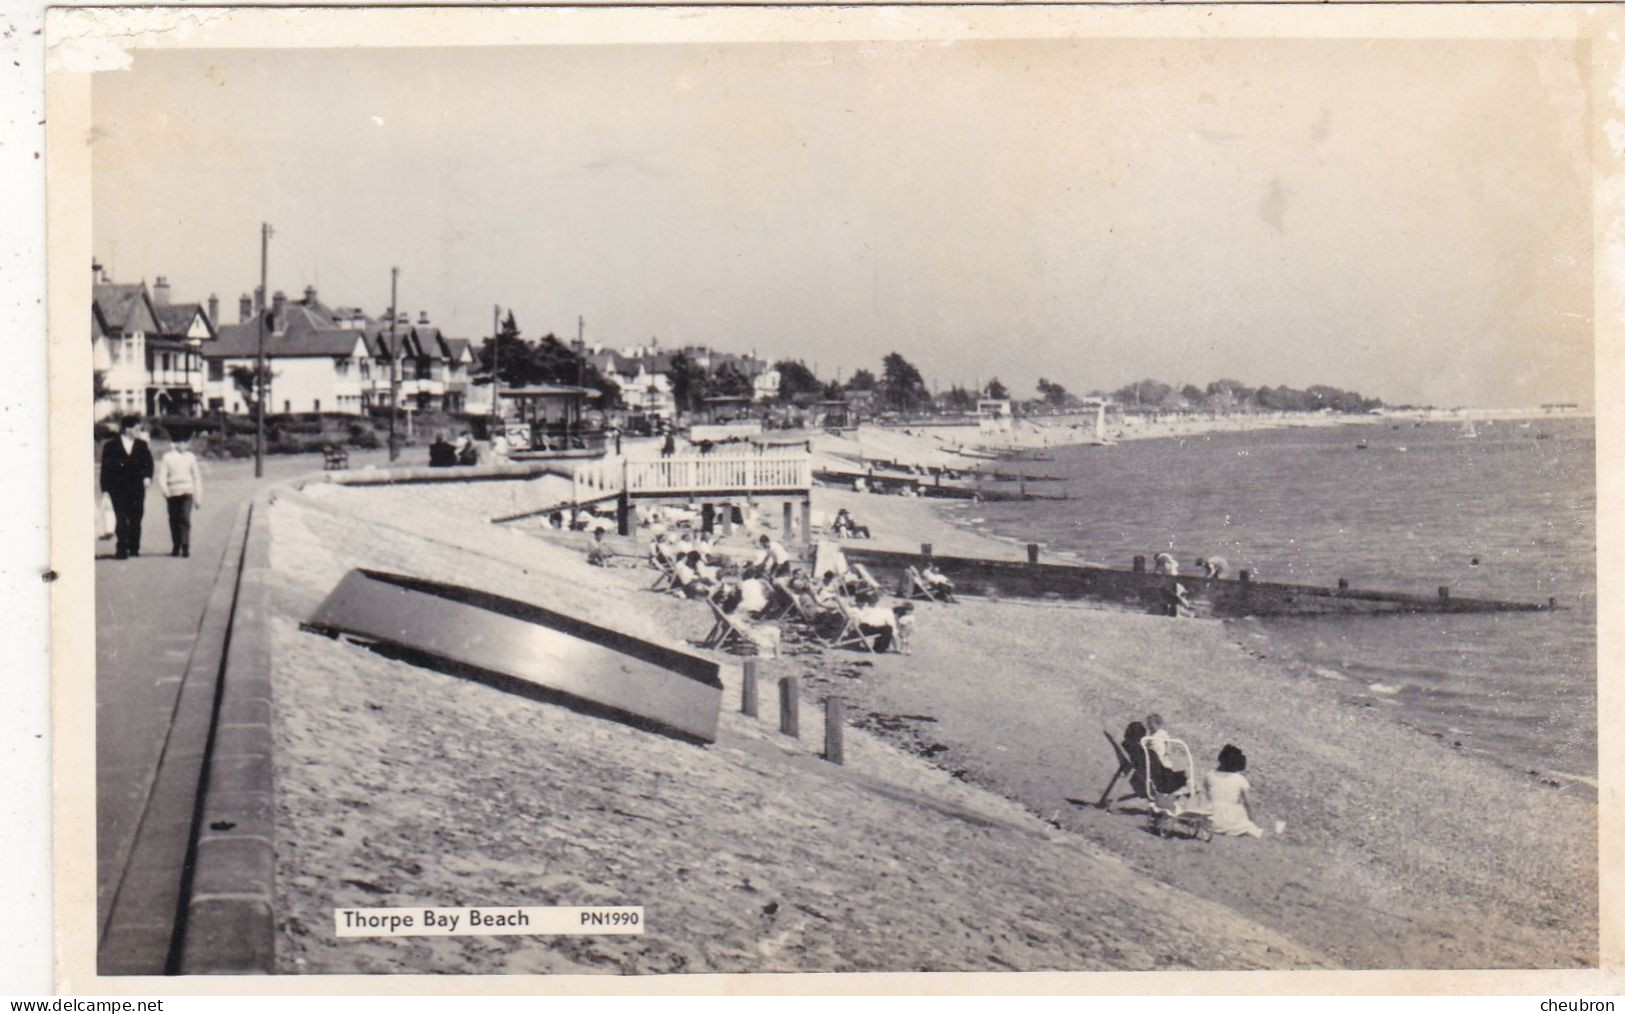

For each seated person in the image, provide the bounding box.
[1119,720,1151,798]
[428,434,457,468]
[671,553,712,598]
[921,562,956,600]
[692,551,719,585]
[671,532,695,558]
[1153,552,1180,576]
[1195,556,1228,579]
[649,532,673,565]
[455,430,479,466]
[1165,582,1194,618]
[1143,713,1188,795]
[694,532,716,560]
[736,574,773,617]
[1204,745,1264,838]
[586,530,612,567]
[851,588,900,653]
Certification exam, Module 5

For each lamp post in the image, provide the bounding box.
[388,267,400,462]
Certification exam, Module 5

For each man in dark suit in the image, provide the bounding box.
[100,415,154,559]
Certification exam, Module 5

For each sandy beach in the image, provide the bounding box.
[259,420,1597,972]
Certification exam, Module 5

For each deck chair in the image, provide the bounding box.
[824,598,879,652]
[700,598,754,653]
[648,556,677,592]
[905,565,942,603]
[851,563,883,593]
[1096,729,1149,810]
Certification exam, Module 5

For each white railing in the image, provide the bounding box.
[572,452,811,502]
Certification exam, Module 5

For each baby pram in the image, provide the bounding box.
[1140,735,1213,842]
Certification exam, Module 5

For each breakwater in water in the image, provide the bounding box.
[948,417,1597,781]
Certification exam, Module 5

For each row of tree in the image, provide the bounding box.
[469,316,1382,417]
[1109,378,1383,414]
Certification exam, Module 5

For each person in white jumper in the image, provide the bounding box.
[156,434,204,558]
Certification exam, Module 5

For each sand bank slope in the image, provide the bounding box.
[265,484,1325,974]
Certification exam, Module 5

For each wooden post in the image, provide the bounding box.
[799,498,812,548]
[741,658,758,717]
[1239,569,1251,583]
[823,697,845,765]
[1337,578,1349,591]
[782,501,794,539]
[1133,555,1145,573]
[722,503,734,538]
[617,491,631,537]
[1438,586,1449,599]
[921,542,933,558]
[1027,543,1039,564]
[702,503,715,535]
[779,676,800,738]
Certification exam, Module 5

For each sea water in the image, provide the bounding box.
[959,418,1597,780]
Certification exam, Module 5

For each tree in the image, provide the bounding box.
[1035,377,1081,409]
[774,359,823,403]
[821,380,845,401]
[229,363,276,414]
[668,352,706,414]
[939,385,978,413]
[94,369,110,403]
[1113,379,1172,408]
[709,360,754,398]
[845,368,877,392]
[984,377,1010,400]
[1180,383,1205,405]
[879,352,929,413]
[477,310,530,389]
[530,334,623,408]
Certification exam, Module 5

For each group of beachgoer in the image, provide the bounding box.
[1150,553,1232,618]
[1119,713,1269,838]
[428,430,481,468]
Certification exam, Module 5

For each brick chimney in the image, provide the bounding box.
[153,276,171,306]
[239,293,252,323]
[418,310,430,324]
[207,294,219,326]
[92,259,103,286]
[271,291,287,332]
[304,284,318,306]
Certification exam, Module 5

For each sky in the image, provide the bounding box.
[91,38,1593,408]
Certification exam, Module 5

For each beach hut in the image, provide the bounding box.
[496,385,608,459]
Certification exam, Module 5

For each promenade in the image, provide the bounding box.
[95,446,395,941]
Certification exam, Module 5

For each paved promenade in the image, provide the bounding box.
[95,447,395,939]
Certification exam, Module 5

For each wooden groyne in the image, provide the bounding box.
[813,468,1069,502]
[841,546,1557,618]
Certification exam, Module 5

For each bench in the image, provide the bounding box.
[323,444,350,470]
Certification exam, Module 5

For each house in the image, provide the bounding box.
[93,273,158,420]
[366,312,460,413]
[207,289,374,415]
[587,348,677,420]
[147,280,218,417]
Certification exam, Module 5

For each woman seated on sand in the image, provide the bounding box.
[1143,713,1188,795]
[586,530,613,567]
[1203,745,1264,838]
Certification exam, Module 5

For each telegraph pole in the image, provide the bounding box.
[576,315,585,387]
[254,222,273,478]
[388,267,400,462]
[492,303,501,425]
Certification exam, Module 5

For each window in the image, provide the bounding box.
[209,361,224,381]
[416,359,431,380]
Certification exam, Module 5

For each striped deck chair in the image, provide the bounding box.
[824,598,879,653]
[905,565,942,603]
[851,562,883,593]
[700,598,754,653]
[648,555,678,592]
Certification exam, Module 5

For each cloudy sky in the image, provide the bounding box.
[91,37,1592,407]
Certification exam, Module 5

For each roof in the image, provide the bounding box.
[444,337,474,362]
[93,283,157,335]
[152,302,215,339]
[208,316,369,359]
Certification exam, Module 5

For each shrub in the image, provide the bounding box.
[347,428,381,450]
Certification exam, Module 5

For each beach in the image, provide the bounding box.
[261,414,1597,972]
